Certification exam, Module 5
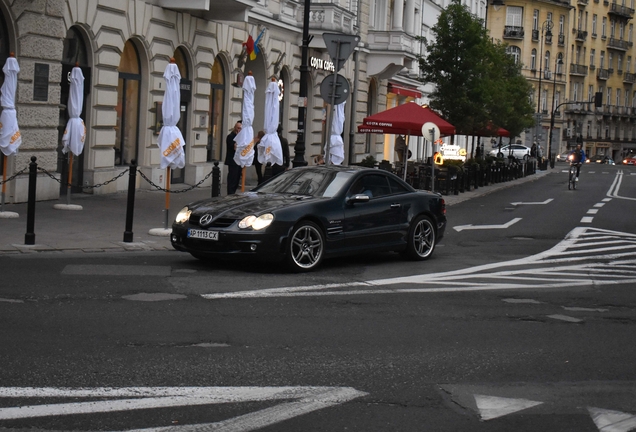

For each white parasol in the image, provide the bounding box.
[61,66,86,156]
[156,58,185,230]
[258,79,283,166]
[0,53,20,216]
[157,59,186,170]
[233,73,256,168]
[0,54,21,157]
[326,101,345,165]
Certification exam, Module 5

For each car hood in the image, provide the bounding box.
[187,192,319,219]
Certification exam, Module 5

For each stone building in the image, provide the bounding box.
[0,0,482,203]
[486,0,636,161]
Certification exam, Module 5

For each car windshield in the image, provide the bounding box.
[254,169,355,197]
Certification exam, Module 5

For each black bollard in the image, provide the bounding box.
[24,156,37,245]
[211,161,220,197]
[123,160,137,243]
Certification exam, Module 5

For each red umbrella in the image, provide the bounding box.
[474,122,510,137]
[357,103,455,136]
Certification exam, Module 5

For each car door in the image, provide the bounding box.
[343,173,403,250]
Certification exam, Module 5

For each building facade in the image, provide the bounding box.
[487,0,636,161]
[0,0,484,203]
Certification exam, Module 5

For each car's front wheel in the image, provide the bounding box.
[497,152,504,158]
[286,221,325,271]
[402,215,436,260]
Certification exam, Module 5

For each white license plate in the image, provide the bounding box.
[188,229,219,241]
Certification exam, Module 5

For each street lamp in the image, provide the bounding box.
[292,0,311,167]
[548,56,563,168]
[535,20,553,160]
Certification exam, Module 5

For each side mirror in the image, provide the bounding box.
[346,194,371,204]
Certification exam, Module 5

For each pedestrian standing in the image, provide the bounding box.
[225,120,242,194]
[271,125,290,177]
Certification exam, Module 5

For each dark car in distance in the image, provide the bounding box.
[171,165,447,271]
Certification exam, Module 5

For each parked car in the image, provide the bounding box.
[171,165,447,272]
[489,144,532,160]
[623,155,636,165]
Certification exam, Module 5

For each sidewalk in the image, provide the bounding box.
[0,169,553,255]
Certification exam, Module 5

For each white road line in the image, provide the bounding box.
[474,395,543,421]
[587,209,599,214]
[453,218,522,232]
[510,199,553,206]
[547,314,583,323]
[589,407,636,432]
[0,387,367,432]
[581,217,594,223]
[602,198,612,202]
[594,203,606,208]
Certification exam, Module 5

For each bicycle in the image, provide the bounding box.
[568,162,581,190]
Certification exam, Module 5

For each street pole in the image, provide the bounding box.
[548,58,563,169]
[535,20,553,151]
[293,0,311,168]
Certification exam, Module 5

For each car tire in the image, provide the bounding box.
[402,215,436,261]
[523,154,529,161]
[286,221,325,272]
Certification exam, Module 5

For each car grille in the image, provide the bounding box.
[189,214,237,228]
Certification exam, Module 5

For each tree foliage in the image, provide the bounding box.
[418,0,534,139]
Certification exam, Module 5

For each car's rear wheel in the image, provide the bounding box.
[286,221,325,271]
[497,152,504,158]
[403,215,436,260]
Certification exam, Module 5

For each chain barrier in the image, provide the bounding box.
[36,166,130,189]
[0,165,28,185]
[137,168,215,193]
[7,162,215,194]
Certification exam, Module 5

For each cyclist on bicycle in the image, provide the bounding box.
[569,144,586,181]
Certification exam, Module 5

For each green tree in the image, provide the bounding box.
[418,0,534,139]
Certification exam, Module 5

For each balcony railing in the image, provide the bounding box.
[578,0,589,4]
[608,37,629,51]
[503,26,525,39]
[532,29,540,41]
[570,63,589,75]
[574,29,588,41]
[597,68,610,79]
[367,30,417,56]
[609,2,635,18]
[308,2,357,34]
[624,72,636,83]
[558,34,565,45]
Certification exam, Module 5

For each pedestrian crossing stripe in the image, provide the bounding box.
[201,227,636,299]
[474,395,543,420]
[0,386,367,431]
[588,407,636,432]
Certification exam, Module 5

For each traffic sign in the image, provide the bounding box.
[320,74,350,105]
[323,33,360,71]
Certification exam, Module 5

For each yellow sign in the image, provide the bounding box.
[434,152,444,165]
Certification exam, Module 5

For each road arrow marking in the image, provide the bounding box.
[474,394,543,420]
[511,198,554,206]
[588,407,636,432]
[0,387,367,431]
[453,218,522,232]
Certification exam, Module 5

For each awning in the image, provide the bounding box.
[388,83,421,99]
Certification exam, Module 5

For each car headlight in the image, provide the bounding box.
[175,207,191,224]
[239,213,274,230]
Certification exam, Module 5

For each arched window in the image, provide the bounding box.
[208,56,225,162]
[531,49,537,70]
[506,46,521,64]
[115,40,141,166]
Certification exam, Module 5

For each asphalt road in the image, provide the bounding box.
[1,163,635,432]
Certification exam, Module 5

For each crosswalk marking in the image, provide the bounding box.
[0,387,367,431]
[201,227,636,299]
[588,407,636,432]
[474,395,543,420]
